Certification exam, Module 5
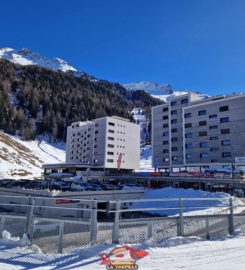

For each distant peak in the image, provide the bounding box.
[0,47,78,73]
[18,48,32,54]
[123,81,173,95]
[0,47,14,52]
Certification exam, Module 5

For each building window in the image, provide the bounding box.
[172,146,178,151]
[221,128,230,134]
[200,142,208,148]
[210,147,219,152]
[163,140,169,145]
[209,114,217,119]
[108,137,114,141]
[185,143,192,149]
[198,110,206,116]
[184,133,192,139]
[163,115,168,120]
[108,122,115,126]
[219,105,229,112]
[107,151,114,155]
[185,123,192,128]
[163,123,169,128]
[163,157,169,162]
[200,153,208,158]
[107,144,114,148]
[163,107,168,112]
[171,101,177,106]
[220,117,229,123]
[171,119,177,124]
[199,131,207,137]
[107,159,114,163]
[222,152,231,158]
[172,156,178,161]
[181,98,188,104]
[95,130,98,134]
[185,113,192,118]
[163,132,169,136]
[163,149,169,153]
[171,128,177,133]
[209,125,218,129]
[199,120,207,126]
[171,137,178,142]
[108,129,115,133]
[210,136,218,140]
[222,139,231,146]
[186,154,192,159]
[171,110,177,115]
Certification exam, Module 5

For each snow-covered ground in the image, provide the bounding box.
[139,145,153,171]
[131,187,242,216]
[1,231,245,269]
[0,132,65,179]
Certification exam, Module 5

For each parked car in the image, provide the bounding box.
[70,183,85,191]
[101,184,118,190]
[120,184,144,191]
[89,183,104,191]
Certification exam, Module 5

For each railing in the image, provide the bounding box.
[0,195,245,254]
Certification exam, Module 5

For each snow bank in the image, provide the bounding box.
[139,145,154,172]
[131,187,242,216]
[140,236,202,249]
[1,230,30,246]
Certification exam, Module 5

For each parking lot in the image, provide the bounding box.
[0,178,145,192]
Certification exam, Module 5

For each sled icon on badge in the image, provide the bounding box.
[100,246,148,269]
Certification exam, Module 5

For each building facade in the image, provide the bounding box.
[66,116,140,171]
[152,93,245,171]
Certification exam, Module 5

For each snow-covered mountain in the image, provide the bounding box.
[124,81,173,95]
[0,47,77,73]
[123,81,190,101]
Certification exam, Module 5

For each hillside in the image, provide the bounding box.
[0,58,162,141]
[0,131,65,179]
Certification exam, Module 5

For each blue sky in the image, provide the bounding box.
[1,0,245,95]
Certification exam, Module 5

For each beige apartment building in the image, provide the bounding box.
[66,116,140,171]
[152,93,245,171]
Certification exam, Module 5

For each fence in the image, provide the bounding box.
[0,195,245,253]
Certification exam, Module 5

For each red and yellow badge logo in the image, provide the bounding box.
[100,246,148,269]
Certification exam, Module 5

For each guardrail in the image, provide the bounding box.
[0,195,245,254]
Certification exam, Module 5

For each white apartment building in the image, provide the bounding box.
[66,116,140,171]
